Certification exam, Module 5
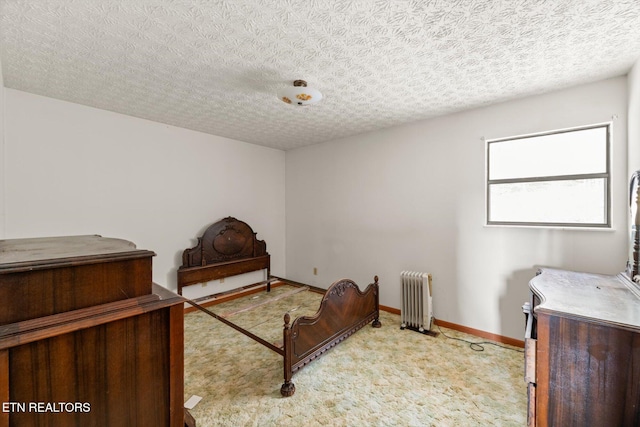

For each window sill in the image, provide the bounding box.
[484,223,615,231]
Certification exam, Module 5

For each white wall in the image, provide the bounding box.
[0,55,5,239]
[286,77,628,340]
[4,89,286,292]
[629,59,640,175]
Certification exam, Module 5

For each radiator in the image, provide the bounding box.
[400,271,434,334]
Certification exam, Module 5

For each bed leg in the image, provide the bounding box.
[372,316,381,328]
[281,312,296,397]
[372,275,382,328]
[280,381,295,397]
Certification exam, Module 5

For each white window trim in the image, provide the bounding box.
[485,122,612,228]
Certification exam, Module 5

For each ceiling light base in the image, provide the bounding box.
[278,80,322,106]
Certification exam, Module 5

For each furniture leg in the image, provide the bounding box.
[281,313,296,397]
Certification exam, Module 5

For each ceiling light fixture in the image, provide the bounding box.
[278,80,322,106]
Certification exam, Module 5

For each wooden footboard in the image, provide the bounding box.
[280,276,381,396]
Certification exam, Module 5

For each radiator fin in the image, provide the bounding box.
[400,271,433,333]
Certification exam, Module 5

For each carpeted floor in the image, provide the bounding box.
[183,285,527,426]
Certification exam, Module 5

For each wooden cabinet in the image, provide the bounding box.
[0,235,187,427]
[526,268,640,427]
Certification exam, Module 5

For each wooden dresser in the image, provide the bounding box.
[0,235,187,427]
[525,268,640,427]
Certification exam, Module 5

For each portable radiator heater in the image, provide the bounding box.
[400,271,436,336]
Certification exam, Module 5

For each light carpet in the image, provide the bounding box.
[183,286,527,426]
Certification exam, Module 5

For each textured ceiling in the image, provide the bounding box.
[2,1,640,151]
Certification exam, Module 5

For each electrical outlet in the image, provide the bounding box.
[313,267,318,275]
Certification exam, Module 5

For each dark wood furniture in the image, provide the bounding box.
[178,217,381,396]
[524,171,640,426]
[0,235,188,427]
[526,269,640,426]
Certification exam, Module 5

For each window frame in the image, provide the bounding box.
[485,122,612,228]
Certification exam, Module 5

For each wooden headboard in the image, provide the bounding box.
[177,217,270,294]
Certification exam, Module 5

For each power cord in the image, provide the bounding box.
[434,320,524,353]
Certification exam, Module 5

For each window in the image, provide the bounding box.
[486,123,611,228]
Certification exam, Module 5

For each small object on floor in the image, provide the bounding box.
[184,395,203,410]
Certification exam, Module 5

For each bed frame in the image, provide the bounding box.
[177,217,381,396]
